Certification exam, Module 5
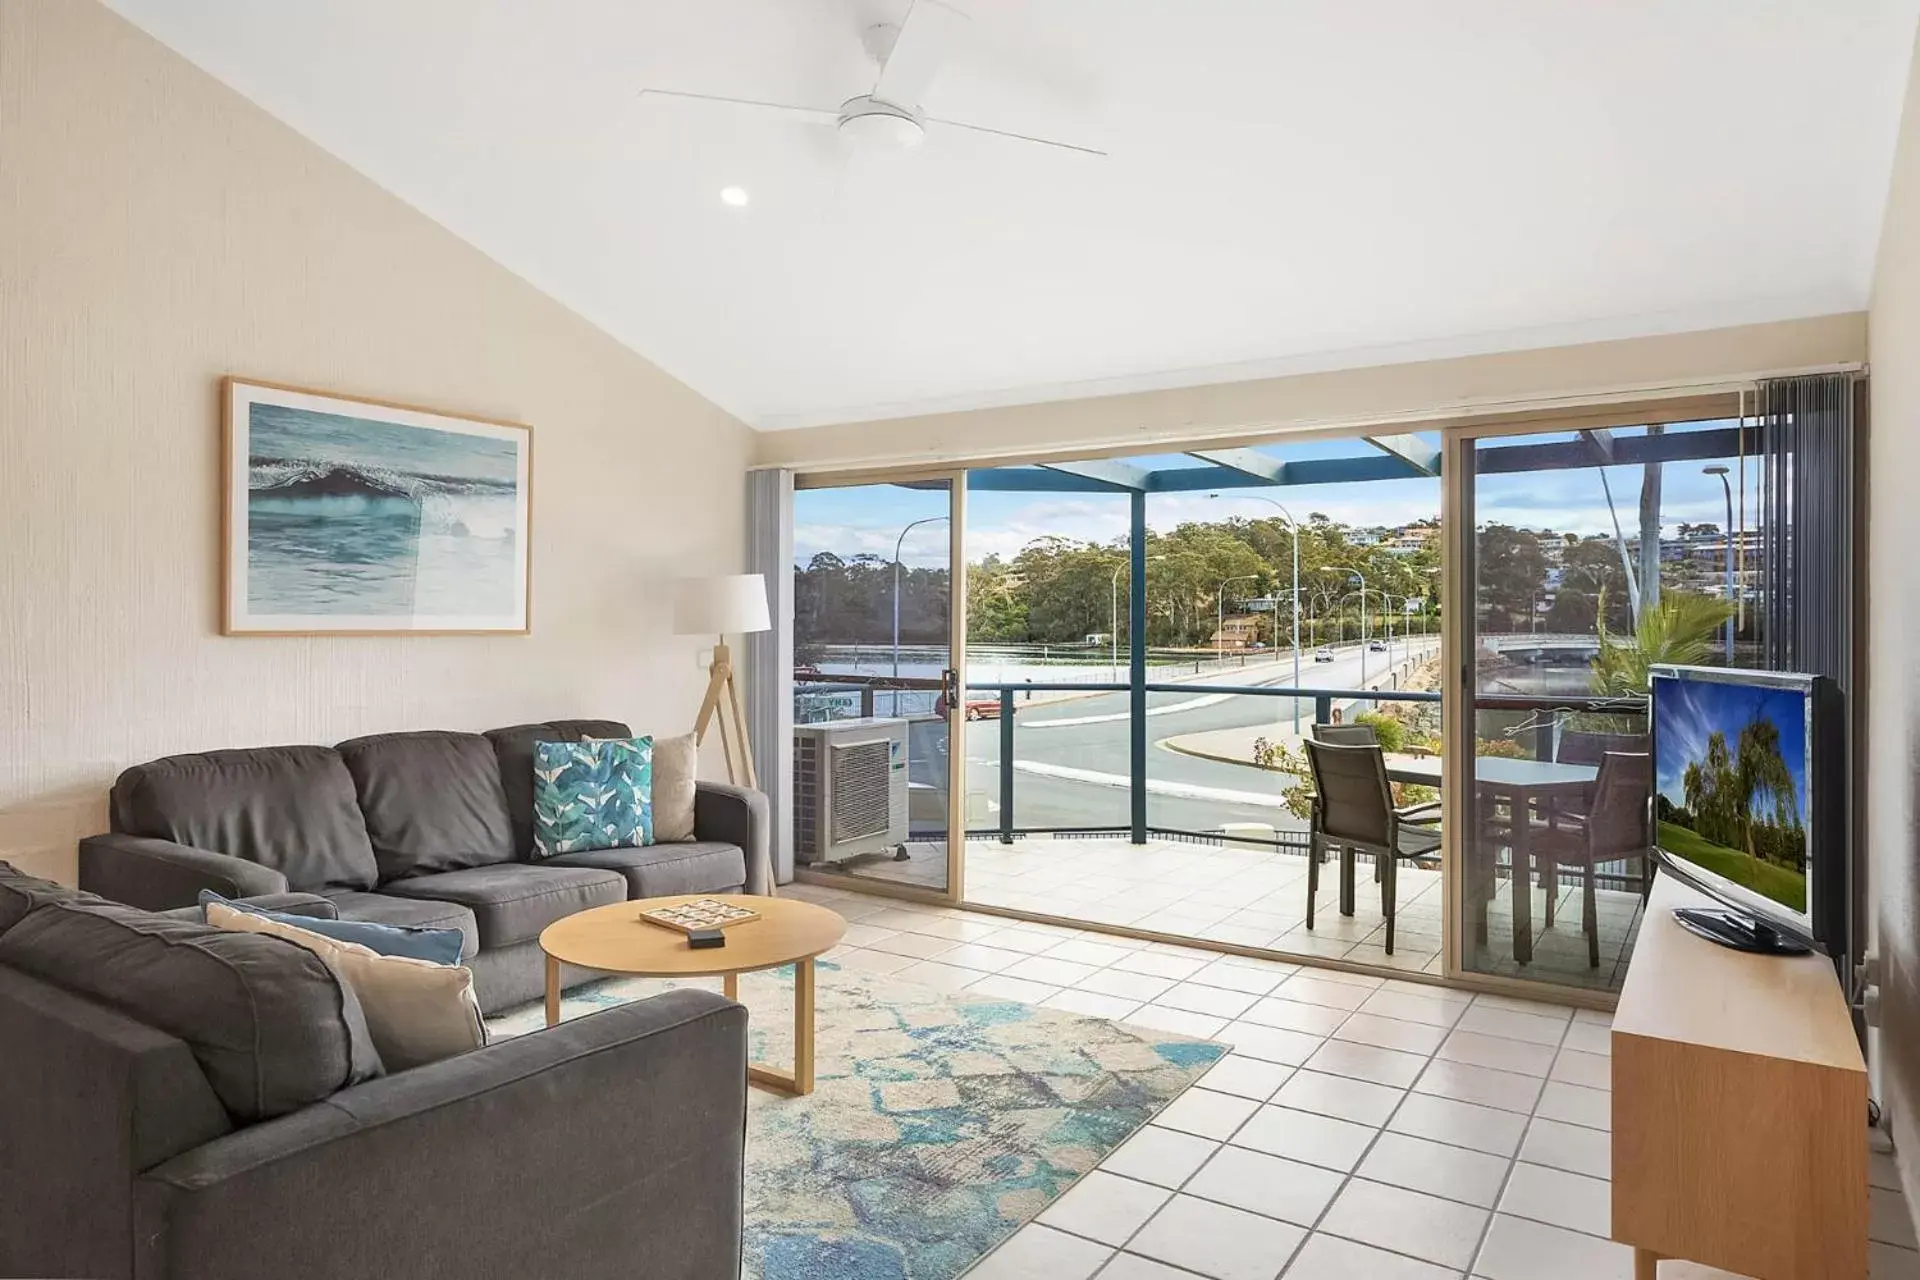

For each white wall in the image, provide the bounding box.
[0,1,753,884]
[1869,19,1920,1192]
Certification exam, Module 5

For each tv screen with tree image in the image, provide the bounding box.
[1652,671,1811,918]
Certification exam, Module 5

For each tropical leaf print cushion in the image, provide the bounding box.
[532,736,654,855]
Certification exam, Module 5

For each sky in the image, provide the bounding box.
[1652,674,1810,825]
[794,420,1759,568]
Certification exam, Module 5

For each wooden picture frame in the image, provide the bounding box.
[222,378,532,635]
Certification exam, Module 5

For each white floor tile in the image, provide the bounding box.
[983,926,1077,954]
[864,930,960,959]
[1413,1058,1545,1115]
[1438,1029,1557,1077]
[1093,1254,1197,1280]
[1358,988,1471,1029]
[1273,975,1374,1010]
[1350,1123,1512,1214]
[1233,1105,1379,1173]
[1320,1178,1490,1270]
[1473,1213,1633,1280]
[1876,1186,1920,1249]
[1282,1231,1458,1280]
[969,1223,1114,1280]
[1470,992,1576,1022]
[1303,1038,1430,1089]
[1520,1117,1612,1180]
[1199,1054,1295,1102]
[1126,1004,1230,1040]
[1498,1162,1611,1238]
[1038,1170,1172,1246]
[937,942,1034,973]
[1112,950,1213,980]
[1334,1011,1450,1055]
[1241,996,1353,1036]
[1099,1125,1222,1190]
[1156,982,1260,1019]
[1008,955,1103,987]
[1388,1093,1527,1158]
[1272,1069,1405,1127]
[1189,960,1290,996]
[1043,988,1143,1020]
[1457,1004,1573,1046]
[1076,968,1178,1001]
[839,923,901,947]
[1561,1019,1613,1056]
[1153,1087,1262,1141]
[1129,1194,1308,1280]
[1550,1047,1612,1091]
[1043,938,1140,967]
[896,960,984,992]
[829,947,920,975]
[1216,1021,1327,1066]
[1534,1081,1612,1131]
[1185,1144,1344,1227]
[1872,1242,1920,1279]
[968,974,1063,1004]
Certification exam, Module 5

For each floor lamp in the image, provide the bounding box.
[673,573,772,789]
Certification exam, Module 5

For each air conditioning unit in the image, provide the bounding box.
[793,718,910,866]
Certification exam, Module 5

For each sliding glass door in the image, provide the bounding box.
[1446,414,1759,993]
[790,474,966,899]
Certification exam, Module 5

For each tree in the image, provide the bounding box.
[1589,588,1734,698]
[1475,524,1548,632]
[1637,424,1665,613]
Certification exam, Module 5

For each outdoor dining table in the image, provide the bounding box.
[1383,754,1599,965]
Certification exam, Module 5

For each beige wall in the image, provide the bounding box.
[756,313,1865,472]
[1870,21,1920,1199]
[0,1,752,884]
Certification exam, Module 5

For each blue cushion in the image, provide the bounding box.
[198,891,465,965]
[532,736,654,855]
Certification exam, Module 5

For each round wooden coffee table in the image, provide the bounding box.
[538,894,846,1096]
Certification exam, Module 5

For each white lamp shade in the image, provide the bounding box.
[673,573,771,636]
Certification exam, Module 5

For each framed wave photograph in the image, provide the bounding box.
[223,379,531,635]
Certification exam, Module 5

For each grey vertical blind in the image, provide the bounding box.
[1757,372,1857,690]
[745,468,795,885]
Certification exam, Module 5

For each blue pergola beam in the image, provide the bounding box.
[1365,434,1441,476]
[1038,458,1152,491]
[1478,426,1750,475]
[1150,455,1420,491]
[1186,448,1287,484]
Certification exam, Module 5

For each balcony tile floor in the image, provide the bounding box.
[812,835,1646,993]
[780,879,1916,1280]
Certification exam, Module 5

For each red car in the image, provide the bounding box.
[935,693,1003,721]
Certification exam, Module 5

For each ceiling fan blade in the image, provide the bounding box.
[638,88,840,126]
[925,116,1106,157]
[872,0,969,110]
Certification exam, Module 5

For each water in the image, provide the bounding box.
[244,403,522,616]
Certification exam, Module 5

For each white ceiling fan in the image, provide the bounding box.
[639,0,1104,159]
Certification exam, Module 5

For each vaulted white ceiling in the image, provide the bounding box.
[107,0,1919,430]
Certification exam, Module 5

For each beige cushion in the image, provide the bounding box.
[206,901,485,1071]
[650,731,699,843]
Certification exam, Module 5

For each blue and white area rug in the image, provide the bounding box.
[490,961,1225,1279]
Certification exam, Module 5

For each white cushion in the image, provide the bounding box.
[649,731,699,843]
[206,901,486,1071]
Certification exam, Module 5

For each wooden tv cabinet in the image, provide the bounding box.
[1612,874,1866,1279]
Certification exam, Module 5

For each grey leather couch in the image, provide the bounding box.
[78,718,771,1012]
[0,863,747,1280]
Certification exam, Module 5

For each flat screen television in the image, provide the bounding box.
[1648,664,1844,957]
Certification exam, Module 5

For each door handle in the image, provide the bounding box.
[941,667,961,712]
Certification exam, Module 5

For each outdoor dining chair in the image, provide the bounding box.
[1303,739,1442,955]
[1530,750,1653,967]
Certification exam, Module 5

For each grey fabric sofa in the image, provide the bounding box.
[78,718,772,1012]
[0,864,747,1280]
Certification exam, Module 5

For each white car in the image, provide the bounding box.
[1313,646,1336,663]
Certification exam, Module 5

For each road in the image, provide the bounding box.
[905,637,1442,836]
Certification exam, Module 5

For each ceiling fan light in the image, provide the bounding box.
[838,99,926,151]
[719,185,749,206]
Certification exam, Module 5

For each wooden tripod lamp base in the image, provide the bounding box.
[674,573,772,792]
[693,639,757,789]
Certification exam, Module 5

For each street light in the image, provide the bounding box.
[1703,465,1735,662]
[1210,492,1303,730]
[1215,573,1260,663]
[1323,564,1369,686]
[892,516,949,680]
